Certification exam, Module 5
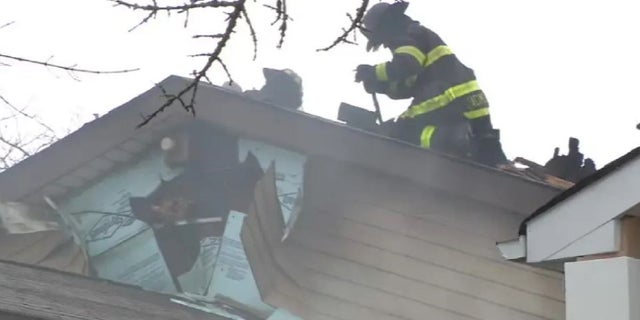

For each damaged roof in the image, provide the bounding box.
[519,146,640,235]
[0,75,561,216]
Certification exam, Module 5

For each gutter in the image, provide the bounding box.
[496,235,527,261]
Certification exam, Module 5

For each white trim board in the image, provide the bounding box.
[525,156,640,262]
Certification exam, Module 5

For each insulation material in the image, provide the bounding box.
[206,211,275,317]
[91,228,177,294]
[177,235,222,296]
[58,149,182,257]
[238,139,305,225]
[55,150,183,292]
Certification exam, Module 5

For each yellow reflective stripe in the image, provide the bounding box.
[464,107,490,119]
[420,125,437,149]
[400,80,481,118]
[394,45,453,67]
[375,63,389,81]
[424,45,454,67]
[394,46,427,65]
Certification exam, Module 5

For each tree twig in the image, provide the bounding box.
[317,0,369,51]
[110,0,236,11]
[0,135,30,158]
[0,93,58,137]
[263,0,291,48]
[241,6,258,60]
[0,21,15,30]
[0,53,139,74]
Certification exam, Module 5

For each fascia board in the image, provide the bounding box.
[526,157,640,262]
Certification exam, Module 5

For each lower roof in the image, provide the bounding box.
[0,258,224,320]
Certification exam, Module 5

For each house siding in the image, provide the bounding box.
[277,159,565,320]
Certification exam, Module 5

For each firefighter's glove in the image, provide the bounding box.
[355,64,376,83]
[355,64,380,93]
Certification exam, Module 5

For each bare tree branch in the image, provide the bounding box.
[317,0,369,51]
[0,21,15,30]
[135,0,246,127]
[241,7,258,60]
[111,0,370,127]
[0,53,139,75]
[0,93,57,137]
[111,0,237,11]
[0,91,60,170]
[110,0,238,31]
[0,135,30,158]
[263,0,291,48]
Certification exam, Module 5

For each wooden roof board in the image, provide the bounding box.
[0,259,226,320]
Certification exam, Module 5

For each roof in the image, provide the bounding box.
[518,146,640,235]
[0,75,560,215]
[0,258,225,320]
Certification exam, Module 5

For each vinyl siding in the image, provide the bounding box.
[243,158,565,320]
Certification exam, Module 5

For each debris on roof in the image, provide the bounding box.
[519,146,640,235]
[243,68,304,111]
[336,102,584,190]
[500,137,600,191]
[541,137,596,183]
[509,158,576,190]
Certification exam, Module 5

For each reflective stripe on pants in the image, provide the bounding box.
[400,80,481,119]
[420,125,437,149]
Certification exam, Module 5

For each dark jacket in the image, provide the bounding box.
[368,21,482,123]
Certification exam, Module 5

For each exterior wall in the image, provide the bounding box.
[565,256,640,320]
[280,159,565,320]
[43,126,564,320]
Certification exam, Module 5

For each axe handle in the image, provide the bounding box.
[371,93,383,124]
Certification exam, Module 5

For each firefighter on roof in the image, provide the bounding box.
[355,1,508,167]
[245,68,304,110]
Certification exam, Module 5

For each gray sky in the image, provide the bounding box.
[3,0,640,167]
